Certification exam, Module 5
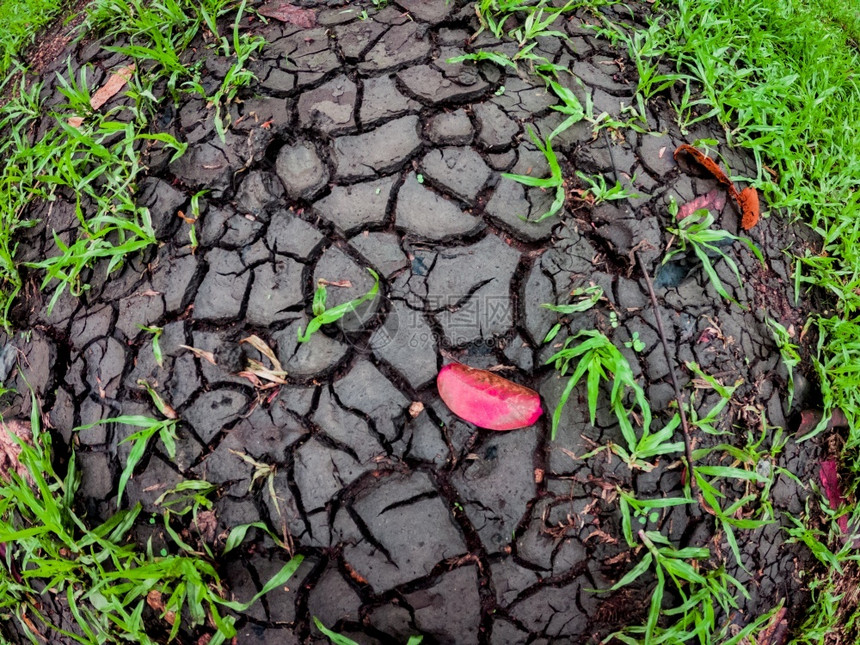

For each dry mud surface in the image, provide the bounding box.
[2,0,826,642]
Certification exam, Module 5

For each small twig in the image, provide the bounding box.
[635,251,697,498]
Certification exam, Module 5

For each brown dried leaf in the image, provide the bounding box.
[180,345,217,365]
[584,529,618,544]
[146,590,176,625]
[90,64,135,111]
[240,335,284,373]
[318,279,352,288]
[0,419,33,483]
[193,510,218,543]
[257,2,316,28]
[756,606,788,645]
[67,65,135,128]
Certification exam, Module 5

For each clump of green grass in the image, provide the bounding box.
[1,388,301,643]
[0,0,68,75]
[298,268,380,342]
[0,0,266,329]
[663,204,765,309]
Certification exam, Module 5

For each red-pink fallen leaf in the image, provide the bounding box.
[257,2,316,28]
[677,189,726,220]
[797,408,848,437]
[437,363,542,431]
[820,460,849,533]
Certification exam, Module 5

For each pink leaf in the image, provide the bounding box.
[820,460,849,533]
[257,2,316,28]
[437,363,542,431]
[677,189,726,220]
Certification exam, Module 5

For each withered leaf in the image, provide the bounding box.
[91,64,135,111]
[68,64,136,128]
[257,2,316,28]
[0,419,33,483]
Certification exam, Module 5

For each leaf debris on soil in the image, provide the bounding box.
[68,64,135,127]
[257,2,316,28]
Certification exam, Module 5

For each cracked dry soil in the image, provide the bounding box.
[1,0,828,643]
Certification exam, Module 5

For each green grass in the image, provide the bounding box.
[0,388,301,643]
[663,203,765,309]
[0,0,68,75]
[0,0,263,329]
[298,268,381,342]
[470,0,860,638]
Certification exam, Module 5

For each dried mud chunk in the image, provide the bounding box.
[194,249,250,321]
[395,173,484,240]
[150,252,198,314]
[333,360,409,442]
[490,77,556,118]
[335,19,387,60]
[490,619,531,645]
[115,292,164,340]
[267,210,323,259]
[258,555,316,623]
[69,303,112,350]
[369,605,415,643]
[235,96,292,132]
[452,428,539,552]
[484,179,556,243]
[427,108,474,145]
[246,259,303,327]
[308,565,363,633]
[572,56,632,93]
[419,147,492,204]
[638,132,677,177]
[183,389,248,444]
[275,140,330,201]
[404,566,481,645]
[491,558,540,606]
[314,176,395,232]
[397,64,490,105]
[277,27,340,87]
[165,353,199,408]
[313,389,385,462]
[395,0,454,23]
[360,74,421,126]
[236,625,301,645]
[358,22,431,73]
[509,577,598,638]
[137,177,185,239]
[345,471,466,591]
[313,245,376,310]
[371,300,437,390]
[78,451,113,500]
[235,170,284,216]
[541,374,594,474]
[294,438,373,511]
[349,231,410,277]
[297,75,357,133]
[169,134,245,199]
[473,101,519,150]
[125,456,183,513]
[273,317,348,378]
[84,337,125,399]
[427,234,520,345]
[332,115,422,180]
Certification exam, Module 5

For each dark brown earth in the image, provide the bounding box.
[0,0,827,643]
